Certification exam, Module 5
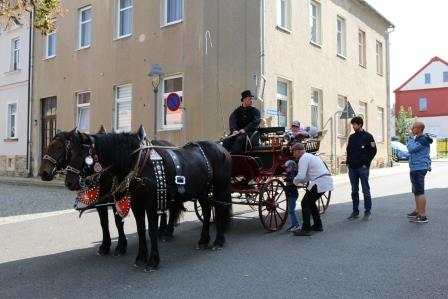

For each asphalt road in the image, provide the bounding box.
[1,162,447,298]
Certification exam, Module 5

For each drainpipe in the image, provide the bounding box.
[26,9,35,177]
[259,0,266,116]
[385,25,395,167]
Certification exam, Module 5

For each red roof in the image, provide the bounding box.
[394,56,448,93]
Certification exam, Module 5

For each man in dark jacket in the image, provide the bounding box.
[223,90,261,154]
[346,116,377,220]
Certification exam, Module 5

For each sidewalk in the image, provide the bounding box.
[0,175,65,188]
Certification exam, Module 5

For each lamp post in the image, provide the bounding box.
[148,64,164,140]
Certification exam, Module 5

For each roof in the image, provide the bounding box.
[394,56,448,92]
[358,0,395,28]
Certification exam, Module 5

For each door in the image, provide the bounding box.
[41,97,57,155]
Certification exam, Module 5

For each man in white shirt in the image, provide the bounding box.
[292,143,334,236]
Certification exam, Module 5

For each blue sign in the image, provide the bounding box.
[266,108,278,116]
[166,93,181,112]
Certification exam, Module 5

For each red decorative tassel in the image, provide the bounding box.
[77,186,101,206]
[116,195,132,218]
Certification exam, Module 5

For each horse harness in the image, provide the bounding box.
[131,142,213,214]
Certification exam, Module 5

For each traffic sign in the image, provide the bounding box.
[166,93,182,112]
[340,101,356,119]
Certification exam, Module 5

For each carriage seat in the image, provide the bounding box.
[231,155,263,177]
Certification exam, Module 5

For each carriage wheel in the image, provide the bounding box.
[258,179,288,232]
[317,190,331,214]
[193,200,215,223]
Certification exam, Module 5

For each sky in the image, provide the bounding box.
[366,0,448,102]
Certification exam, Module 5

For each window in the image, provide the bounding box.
[78,6,92,48]
[162,76,183,128]
[337,95,347,137]
[116,0,132,38]
[44,26,57,58]
[310,1,321,44]
[377,107,384,142]
[7,103,17,139]
[336,16,346,57]
[11,38,20,70]
[419,97,427,111]
[310,88,322,130]
[277,0,291,30]
[162,0,183,25]
[443,71,448,82]
[376,41,383,75]
[358,101,368,129]
[76,92,91,132]
[424,73,431,84]
[358,30,366,67]
[114,84,132,132]
[277,80,289,127]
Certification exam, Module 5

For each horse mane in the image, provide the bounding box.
[94,133,140,176]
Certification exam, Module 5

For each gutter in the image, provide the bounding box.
[385,25,395,166]
[26,9,34,177]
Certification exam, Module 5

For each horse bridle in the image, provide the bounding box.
[42,134,72,175]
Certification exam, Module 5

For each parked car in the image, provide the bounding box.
[391,141,409,161]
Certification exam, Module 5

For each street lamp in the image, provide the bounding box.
[148,64,164,140]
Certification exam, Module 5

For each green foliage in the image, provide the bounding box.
[395,106,414,144]
[0,0,63,34]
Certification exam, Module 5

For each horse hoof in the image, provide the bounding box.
[134,259,146,268]
[144,266,158,272]
[211,246,223,251]
[195,244,209,250]
[114,247,127,256]
[97,247,110,256]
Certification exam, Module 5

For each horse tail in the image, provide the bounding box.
[169,199,186,226]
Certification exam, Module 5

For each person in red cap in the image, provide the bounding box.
[223,90,261,154]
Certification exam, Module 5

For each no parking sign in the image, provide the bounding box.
[166,93,182,112]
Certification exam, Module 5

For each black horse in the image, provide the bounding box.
[38,127,177,256]
[64,132,232,271]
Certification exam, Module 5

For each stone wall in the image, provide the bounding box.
[0,155,28,177]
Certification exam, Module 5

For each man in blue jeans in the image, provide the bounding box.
[407,121,432,223]
[346,116,377,220]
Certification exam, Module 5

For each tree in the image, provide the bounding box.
[0,0,63,34]
[395,106,414,144]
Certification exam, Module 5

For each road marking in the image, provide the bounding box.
[0,209,76,226]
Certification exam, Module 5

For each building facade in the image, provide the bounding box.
[394,56,448,137]
[30,0,393,175]
[0,15,31,176]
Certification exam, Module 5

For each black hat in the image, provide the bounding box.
[241,90,255,101]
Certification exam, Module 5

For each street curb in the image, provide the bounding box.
[0,176,65,189]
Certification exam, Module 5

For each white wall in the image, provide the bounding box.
[0,18,30,157]
[401,60,448,91]
[418,115,448,137]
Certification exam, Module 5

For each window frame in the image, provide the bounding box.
[76,91,91,132]
[376,107,384,142]
[336,16,346,58]
[161,0,184,27]
[424,73,431,84]
[44,26,57,59]
[162,74,184,130]
[277,0,291,31]
[11,37,20,71]
[418,97,428,112]
[443,71,448,82]
[358,29,366,67]
[114,84,132,132]
[116,0,133,39]
[310,0,322,45]
[78,6,92,49]
[276,79,290,128]
[337,95,348,138]
[376,40,383,75]
[7,102,18,139]
[358,101,368,130]
[310,88,322,130]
